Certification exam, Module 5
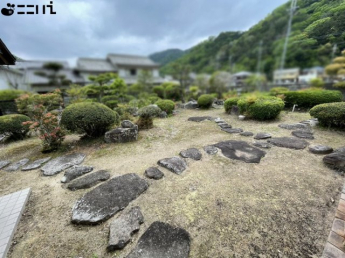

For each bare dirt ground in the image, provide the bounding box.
[1,108,345,258]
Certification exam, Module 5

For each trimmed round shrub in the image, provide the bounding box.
[269,87,289,96]
[0,90,25,101]
[153,86,165,98]
[238,96,285,121]
[166,84,181,100]
[334,81,345,89]
[283,90,343,108]
[61,102,119,137]
[197,94,214,109]
[224,97,240,113]
[104,100,118,109]
[136,105,162,130]
[310,102,345,128]
[156,100,175,115]
[0,114,30,139]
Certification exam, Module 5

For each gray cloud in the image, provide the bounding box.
[0,0,287,64]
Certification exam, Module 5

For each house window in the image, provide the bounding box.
[130,69,137,76]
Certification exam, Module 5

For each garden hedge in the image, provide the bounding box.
[310,102,345,128]
[0,114,30,139]
[269,87,289,96]
[198,94,214,109]
[224,97,240,113]
[61,102,119,137]
[283,90,343,108]
[155,100,175,115]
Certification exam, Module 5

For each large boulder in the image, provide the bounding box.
[323,147,345,172]
[61,166,94,183]
[108,206,144,251]
[213,140,266,163]
[180,148,202,161]
[22,157,51,171]
[157,157,187,175]
[67,170,110,191]
[268,137,309,150]
[126,221,191,258]
[71,173,148,224]
[41,153,86,176]
[105,126,138,144]
[184,101,198,109]
[5,158,29,172]
[121,120,136,129]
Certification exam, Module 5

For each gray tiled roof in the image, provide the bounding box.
[13,60,70,70]
[77,58,116,72]
[24,68,84,85]
[107,54,159,67]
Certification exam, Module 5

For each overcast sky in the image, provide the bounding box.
[1,0,287,65]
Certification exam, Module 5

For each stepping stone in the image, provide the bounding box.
[323,242,345,258]
[300,119,319,127]
[145,167,164,180]
[213,140,266,164]
[323,147,345,172]
[254,133,272,140]
[67,170,110,191]
[253,142,272,149]
[157,157,187,175]
[218,123,232,129]
[41,153,86,176]
[126,221,191,258]
[292,130,314,140]
[71,173,148,224]
[309,145,333,155]
[204,145,218,155]
[108,206,144,251]
[0,160,10,170]
[188,117,214,122]
[278,123,310,130]
[5,159,29,172]
[240,132,254,137]
[222,128,243,134]
[22,157,51,171]
[180,148,202,161]
[61,165,94,183]
[268,137,309,150]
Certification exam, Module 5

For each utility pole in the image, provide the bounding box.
[280,0,298,71]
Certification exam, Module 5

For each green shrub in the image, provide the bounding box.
[153,86,165,98]
[166,84,181,100]
[197,94,214,109]
[61,102,119,137]
[334,81,345,89]
[104,100,118,109]
[156,100,175,114]
[269,87,289,96]
[224,97,240,113]
[0,114,30,139]
[136,105,162,130]
[283,90,343,108]
[310,102,345,128]
[0,90,25,101]
[238,96,285,121]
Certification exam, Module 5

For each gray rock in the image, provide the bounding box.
[254,133,272,140]
[214,99,224,105]
[145,167,164,180]
[184,101,198,109]
[300,119,319,127]
[108,206,144,251]
[213,140,266,163]
[0,160,10,170]
[278,123,310,130]
[292,130,314,140]
[218,123,232,129]
[215,118,224,123]
[323,147,345,171]
[309,145,333,155]
[231,106,240,116]
[180,148,202,161]
[22,157,51,171]
[188,117,214,122]
[41,153,86,176]
[67,170,110,191]
[61,166,94,183]
[71,173,149,224]
[222,128,243,134]
[240,132,254,137]
[253,142,272,149]
[157,157,187,175]
[268,137,309,150]
[121,120,136,129]
[5,159,29,172]
[126,221,191,258]
[204,146,218,155]
[105,127,138,144]
[159,111,168,118]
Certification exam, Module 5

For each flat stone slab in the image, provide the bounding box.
[278,123,310,130]
[126,221,191,258]
[204,146,218,155]
[180,148,202,161]
[61,165,94,183]
[22,157,51,171]
[240,132,254,137]
[67,170,110,191]
[105,127,138,144]
[41,153,86,176]
[268,137,309,150]
[0,161,10,170]
[254,133,272,140]
[222,128,243,134]
[323,147,345,172]
[309,145,333,155]
[157,157,187,175]
[108,206,144,251]
[253,142,272,149]
[4,159,29,172]
[145,167,164,180]
[292,130,314,140]
[188,117,214,122]
[218,123,232,129]
[213,140,266,164]
[71,173,148,224]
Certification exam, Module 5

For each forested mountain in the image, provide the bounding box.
[149,49,185,66]
[161,0,345,79]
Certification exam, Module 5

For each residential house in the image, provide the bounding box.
[298,67,325,84]
[230,71,253,91]
[273,68,300,85]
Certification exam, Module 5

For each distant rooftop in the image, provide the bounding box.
[13,60,70,70]
[107,53,159,68]
[77,58,116,72]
